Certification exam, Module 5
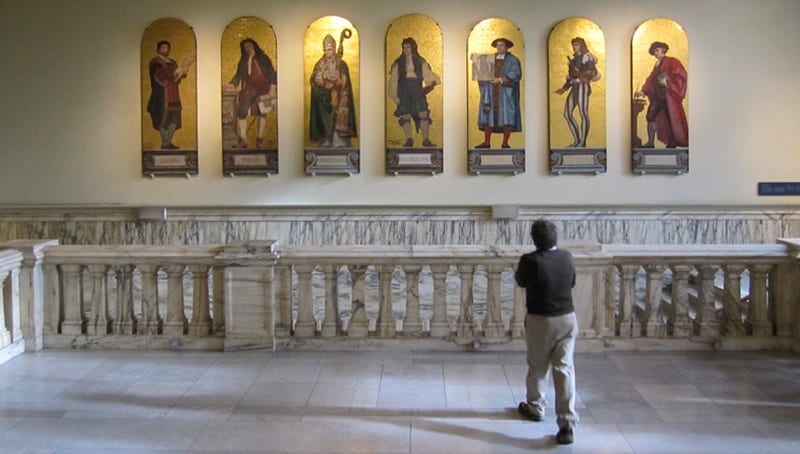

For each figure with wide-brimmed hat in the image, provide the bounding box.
[471,37,522,149]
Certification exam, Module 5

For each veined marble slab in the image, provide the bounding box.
[0,207,797,246]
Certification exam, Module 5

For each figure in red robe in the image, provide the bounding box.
[635,41,688,148]
[147,40,187,150]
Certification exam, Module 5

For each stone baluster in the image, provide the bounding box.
[484,265,504,338]
[164,265,186,336]
[189,265,211,336]
[512,284,526,338]
[592,266,613,337]
[429,265,449,338]
[456,265,474,337]
[403,265,422,336]
[722,264,746,336]
[294,265,316,337]
[670,265,693,337]
[138,264,161,335]
[747,264,772,337]
[42,263,60,337]
[644,265,666,337]
[377,265,396,338]
[60,264,85,335]
[617,265,639,337]
[605,265,616,337]
[0,270,11,346]
[321,265,339,337]
[273,265,292,337]
[87,264,110,335]
[348,265,369,338]
[212,266,225,335]
[113,265,136,334]
[696,265,720,337]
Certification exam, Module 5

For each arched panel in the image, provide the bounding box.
[467,18,525,175]
[385,14,443,175]
[548,17,606,174]
[221,16,278,176]
[304,16,360,175]
[141,17,197,177]
[631,18,689,175]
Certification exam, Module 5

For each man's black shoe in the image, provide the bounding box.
[517,402,543,421]
[556,427,574,445]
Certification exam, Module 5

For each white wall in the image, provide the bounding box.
[0,0,798,207]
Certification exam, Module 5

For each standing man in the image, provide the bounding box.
[225,38,277,149]
[634,41,688,148]
[555,37,599,148]
[388,37,441,148]
[515,219,579,445]
[473,38,521,149]
[147,40,187,150]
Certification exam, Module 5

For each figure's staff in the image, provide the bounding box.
[328,28,352,143]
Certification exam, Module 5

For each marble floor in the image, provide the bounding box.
[0,348,798,453]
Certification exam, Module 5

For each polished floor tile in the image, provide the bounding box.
[0,349,796,453]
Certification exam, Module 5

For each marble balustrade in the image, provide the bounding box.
[0,239,797,354]
[39,245,224,350]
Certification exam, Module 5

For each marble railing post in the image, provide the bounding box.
[0,269,12,347]
[189,265,211,336]
[747,264,772,337]
[273,265,292,337]
[457,265,474,337]
[164,265,186,336]
[113,265,136,335]
[348,265,369,338]
[212,266,225,335]
[722,264,746,336]
[604,265,616,337]
[87,264,110,335]
[484,265,504,338]
[321,265,339,337]
[429,265,449,338]
[696,265,720,337]
[577,264,608,339]
[138,264,161,335]
[775,239,800,353]
[0,240,57,351]
[215,241,280,350]
[671,265,693,337]
[618,265,639,337]
[294,265,315,337]
[644,265,666,337]
[771,264,796,338]
[377,265,395,338]
[403,265,422,336]
[60,264,85,335]
[42,263,60,338]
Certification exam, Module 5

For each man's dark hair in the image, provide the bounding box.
[239,38,266,58]
[156,40,171,51]
[648,41,669,55]
[571,37,588,54]
[531,219,558,251]
[401,37,418,55]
